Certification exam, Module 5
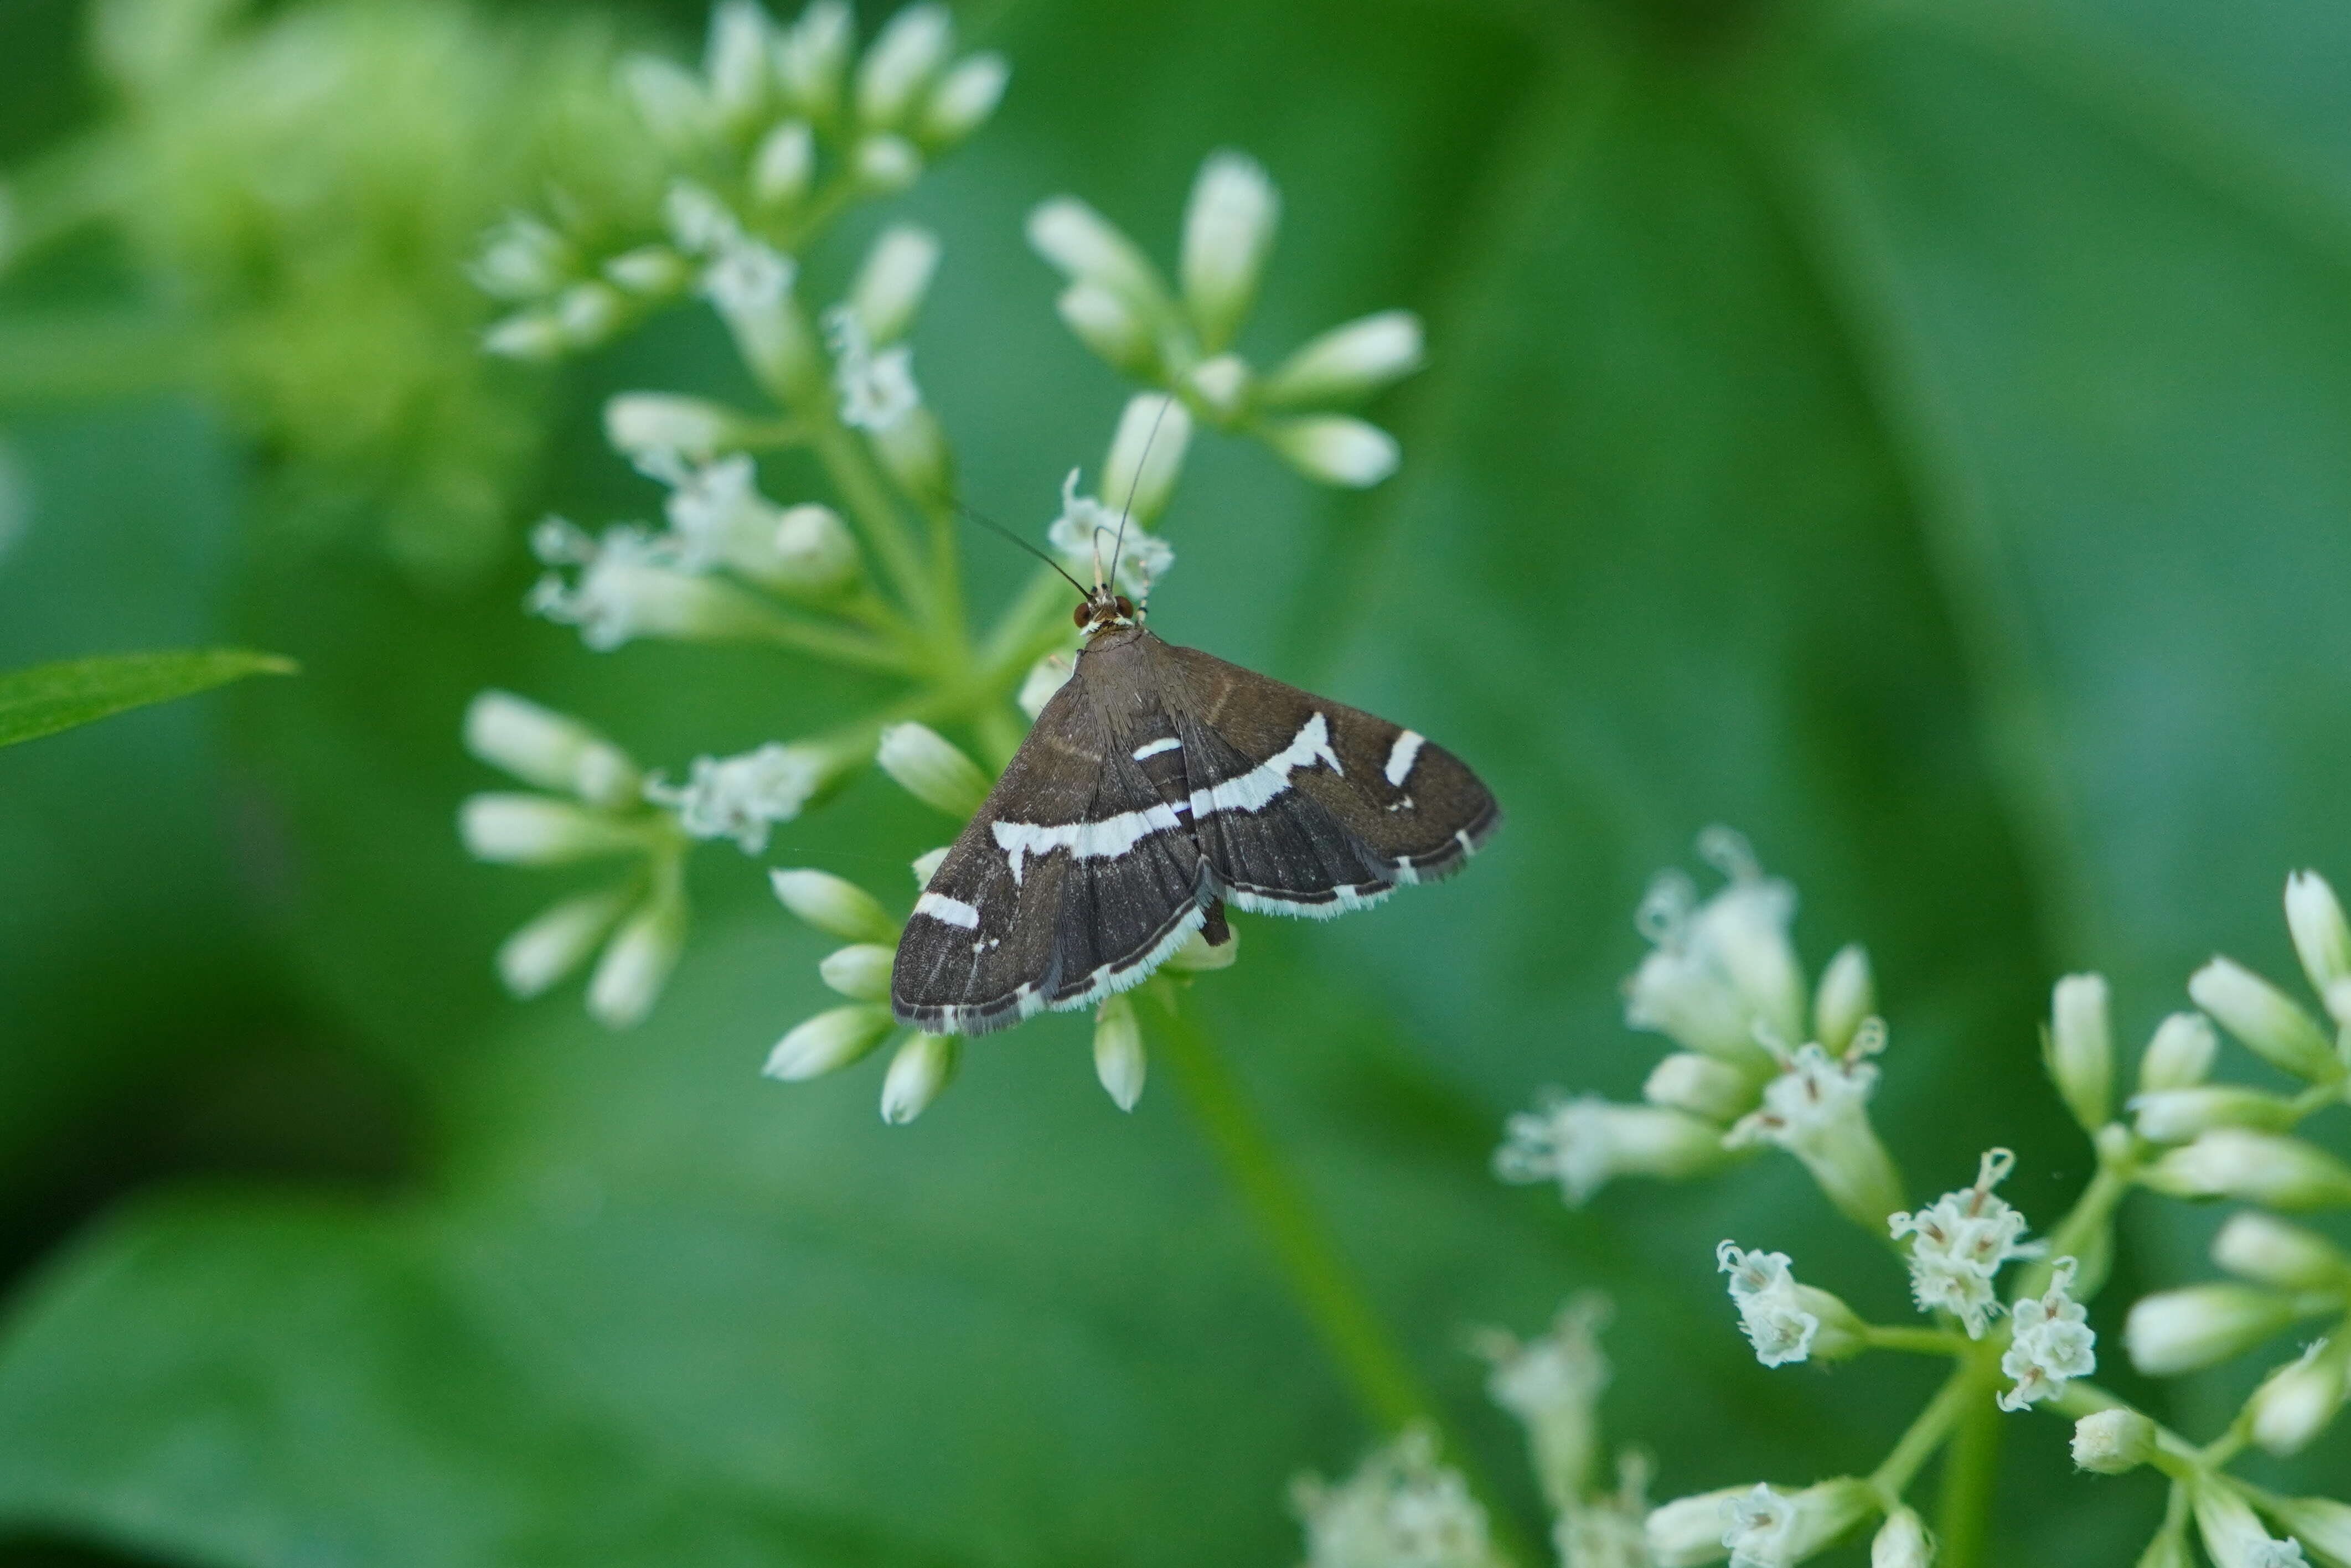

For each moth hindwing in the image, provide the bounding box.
[891,624,1499,1035]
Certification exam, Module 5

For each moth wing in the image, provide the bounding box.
[1163,644,1500,915]
[889,677,1208,1035]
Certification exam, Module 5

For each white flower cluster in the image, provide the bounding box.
[1029,152,1423,491]
[478,1,1004,361]
[1290,1427,1505,1568]
[1495,830,1899,1228]
[1887,1148,2043,1339]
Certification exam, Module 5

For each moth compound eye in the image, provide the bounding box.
[1073,601,1092,628]
[1114,596,1134,619]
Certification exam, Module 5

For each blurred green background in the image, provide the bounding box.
[4,0,2351,1562]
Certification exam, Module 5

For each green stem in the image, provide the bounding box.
[1143,994,1538,1566]
[1863,1324,1972,1356]
[1934,1348,2004,1568]
[805,415,936,628]
[2018,1136,2136,1302]
[752,610,922,675]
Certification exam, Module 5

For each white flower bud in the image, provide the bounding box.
[918,52,1008,145]
[855,3,950,127]
[2287,870,2351,1008]
[880,1031,959,1123]
[483,308,567,361]
[1185,353,1252,422]
[2130,1085,2299,1143]
[1092,995,1145,1111]
[2250,1338,2349,1456]
[773,0,850,122]
[771,503,859,595]
[1165,921,1238,972]
[497,888,631,998]
[459,793,639,865]
[1180,151,1278,352]
[851,225,941,344]
[2190,956,2342,1083]
[704,0,772,131]
[471,213,572,301]
[2140,1011,2218,1091]
[702,236,818,393]
[1102,394,1193,526]
[464,690,639,805]
[528,527,789,650]
[2125,1283,2300,1376]
[554,282,624,347]
[876,722,990,817]
[2260,1495,2351,1565]
[1643,1052,1752,1123]
[1494,1097,1726,1205]
[2071,1407,2157,1473]
[1722,1479,1874,1568]
[621,54,716,156]
[1026,197,1169,314]
[1645,1486,1750,1566]
[2047,973,2114,1131]
[1872,1508,1933,1568]
[586,887,686,1029]
[602,246,691,297]
[750,120,816,210]
[764,1004,893,1080]
[1813,944,1874,1055]
[1017,654,1073,720]
[2141,1130,2351,1210]
[1262,415,1399,489]
[2212,1212,2351,1292]
[911,846,950,887]
[770,867,897,943]
[818,943,895,1002]
[852,131,922,192]
[1055,283,1158,377]
[604,393,744,463]
[1260,311,1424,407]
[664,182,740,257]
[1471,1297,1609,1513]
[2192,1481,2309,1568]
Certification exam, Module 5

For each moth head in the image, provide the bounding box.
[1074,588,1137,636]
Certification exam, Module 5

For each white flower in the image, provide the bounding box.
[459,794,640,865]
[1181,150,1278,351]
[854,3,952,126]
[586,884,686,1029]
[1261,416,1399,488]
[2046,974,2114,1131]
[1727,1038,1903,1230]
[1717,1243,1819,1369]
[1811,944,1875,1055]
[703,0,771,128]
[773,0,851,120]
[2141,1129,2351,1209]
[825,306,921,430]
[463,690,639,806]
[1556,1453,1651,1568]
[470,211,572,301]
[1646,1487,1752,1567]
[603,392,744,463]
[2125,1283,2300,1376]
[1261,310,1424,407]
[1046,469,1173,597]
[2069,1407,2156,1474]
[764,1003,893,1080]
[919,51,1008,144]
[880,1031,959,1123]
[1623,845,1805,1068]
[876,722,990,818]
[850,224,941,345]
[817,943,895,1003]
[496,888,632,998]
[703,230,797,317]
[2189,956,2340,1084]
[1722,1479,1873,1568]
[2211,1211,2351,1292]
[1055,282,1155,376]
[1871,1509,1933,1568]
[1998,1257,2096,1410]
[642,452,773,572]
[751,120,816,209]
[526,519,777,650]
[1471,1296,1609,1511]
[1017,653,1074,718]
[1494,1095,1724,1205]
[910,845,951,887]
[2248,1337,2349,1456]
[664,180,740,257]
[2194,1483,2311,1568]
[853,132,923,191]
[1643,1052,1754,1123]
[2138,1011,2218,1091]
[623,54,716,154]
[1092,995,1145,1111]
[645,742,836,851]
[1888,1149,2041,1338]
[1102,393,1193,527]
[1290,1426,1502,1568]
[1026,196,1170,315]
[2285,870,2351,1010]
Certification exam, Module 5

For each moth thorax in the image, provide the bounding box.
[1074,589,1136,634]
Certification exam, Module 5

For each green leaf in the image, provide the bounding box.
[0,647,293,748]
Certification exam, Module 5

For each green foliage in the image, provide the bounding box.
[0,648,292,748]
[1,0,2350,1565]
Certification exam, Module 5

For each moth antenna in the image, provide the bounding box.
[951,499,1089,599]
[1106,393,1176,597]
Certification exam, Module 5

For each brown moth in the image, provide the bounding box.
[890,576,1500,1036]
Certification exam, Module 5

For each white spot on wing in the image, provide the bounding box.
[1383,729,1425,788]
[1131,736,1181,762]
[913,891,979,929]
[992,800,1187,884]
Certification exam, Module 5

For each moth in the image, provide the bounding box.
[891,574,1500,1036]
